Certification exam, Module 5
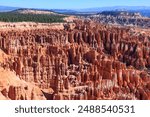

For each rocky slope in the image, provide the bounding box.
[0,66,46,100]
[85,11,150,28]
[0,20,150,100]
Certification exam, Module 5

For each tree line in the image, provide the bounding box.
[0,12,65,23]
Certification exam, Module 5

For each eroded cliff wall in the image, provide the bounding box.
[0,20,150,100]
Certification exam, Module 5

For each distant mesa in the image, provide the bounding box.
[86,10,150,28]
[12,8,57,15]
[98,11,142,17]
[0,8,67,23]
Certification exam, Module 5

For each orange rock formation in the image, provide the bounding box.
[0,20,150,100]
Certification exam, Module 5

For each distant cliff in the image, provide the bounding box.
[85,11,150,28]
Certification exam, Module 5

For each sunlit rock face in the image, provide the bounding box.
[0,20,150,100]
[86,11,150,28]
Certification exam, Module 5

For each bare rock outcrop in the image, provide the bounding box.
[0,20,150,100]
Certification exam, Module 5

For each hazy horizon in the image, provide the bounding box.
[0,0,150,9]
[1,5,150,11]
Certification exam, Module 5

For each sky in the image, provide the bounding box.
[0,0,150,9]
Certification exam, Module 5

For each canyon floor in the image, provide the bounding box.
[0,16,150,100]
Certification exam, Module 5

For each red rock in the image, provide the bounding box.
[0,20,150,100]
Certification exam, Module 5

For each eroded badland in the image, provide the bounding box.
[0,17,150,100]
